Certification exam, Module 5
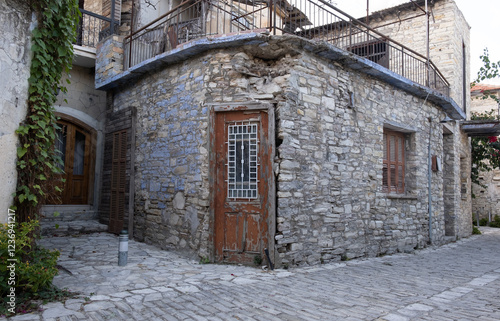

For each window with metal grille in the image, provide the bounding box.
[227,122,259,200]
[383,129,405,193]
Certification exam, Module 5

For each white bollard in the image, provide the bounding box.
[118,230,128,266]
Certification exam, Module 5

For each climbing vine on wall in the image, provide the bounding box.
[14,0,80,223]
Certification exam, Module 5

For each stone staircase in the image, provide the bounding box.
[40,205,108,236]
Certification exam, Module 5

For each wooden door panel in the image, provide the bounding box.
[223,212,244,252]
[49,121,91,205]
[214,109,270,265]
[245,213,260,252]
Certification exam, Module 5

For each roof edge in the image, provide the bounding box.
[96,32,465,120]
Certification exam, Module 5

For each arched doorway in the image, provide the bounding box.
[52,118,96,205]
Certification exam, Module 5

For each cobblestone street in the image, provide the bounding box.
[5,227,500,321]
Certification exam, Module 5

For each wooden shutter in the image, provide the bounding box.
[383,130,405,193]
[109,130,127,234]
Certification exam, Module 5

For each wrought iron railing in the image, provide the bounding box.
[123,0,449,96]
[76,9,117,48]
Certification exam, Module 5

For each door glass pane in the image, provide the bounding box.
[55,124,67,171]
[227,123,258,199]
[73,130,86,175]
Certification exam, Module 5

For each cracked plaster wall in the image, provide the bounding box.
[0,0,34,222]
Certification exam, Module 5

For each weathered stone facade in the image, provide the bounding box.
[0,0,34,223]
[98,38,464,267]
[271,50,449,265]
[366,0,473,239]
[95,0,473,267]
[368,0,470,113]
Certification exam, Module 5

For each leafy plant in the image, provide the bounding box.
[470,48,500,191]
[472,226,481,235]
[0,221,60,298]
[253,254,263,266]
[489,215,500,228]
[199,256,210,264]
[470,111,500,188]
[472,48,500,86]
[479,218,489,226]
[13,0,80,223]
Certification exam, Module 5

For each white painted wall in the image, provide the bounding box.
[0,0,34,223]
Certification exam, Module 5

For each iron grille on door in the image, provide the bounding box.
[109,130,127,234]
[227,122,259,200]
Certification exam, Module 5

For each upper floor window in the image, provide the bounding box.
[383,129,405,193]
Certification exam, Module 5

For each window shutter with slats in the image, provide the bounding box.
[109,130,127,234]
[383,130,405,194]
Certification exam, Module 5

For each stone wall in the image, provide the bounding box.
[0,0,34,223]
[368,0,470,116]
[111,53,210,254]
[273,51,449,266]
[95,35,124,88]
[366,0,473,240]
[105,40,454,266]
[442,121,472,238]
[84,0,102,14]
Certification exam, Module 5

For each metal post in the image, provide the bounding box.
[111,0,116,34]
[425,0,430,87]
[428,117,433,244]
[128,0,134,70]
[366,0,369,29]
[118,230,129,266]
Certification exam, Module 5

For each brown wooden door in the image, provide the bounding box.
[52,121,91,204]
[108,130,127,234]
[214,110,271,264]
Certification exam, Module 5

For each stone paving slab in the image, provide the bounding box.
[4,227,500,320]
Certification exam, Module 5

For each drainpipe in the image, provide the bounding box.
[428,117,433,244]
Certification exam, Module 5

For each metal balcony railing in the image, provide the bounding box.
[123,0,449,96]
[76,9,117,48]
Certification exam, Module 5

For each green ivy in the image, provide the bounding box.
[13,0,80,223]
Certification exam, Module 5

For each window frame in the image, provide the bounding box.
[383,129,405,194]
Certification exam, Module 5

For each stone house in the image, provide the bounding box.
[3,0,494,267]
[470,84,500,221]
[93,0,476,267]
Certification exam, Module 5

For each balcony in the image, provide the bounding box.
[123,0,449,96]
[73,9,118,68]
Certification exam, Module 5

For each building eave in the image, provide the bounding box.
[96,32,465,120]
[462,120,500,137]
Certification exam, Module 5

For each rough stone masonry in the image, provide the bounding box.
[99,32,460,267]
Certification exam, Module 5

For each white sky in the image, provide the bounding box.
[333,0,500,84]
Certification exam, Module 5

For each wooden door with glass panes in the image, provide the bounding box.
[214,110,271,264]
[53,121,91,204]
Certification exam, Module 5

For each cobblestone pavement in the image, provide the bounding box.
[5,227,500,321]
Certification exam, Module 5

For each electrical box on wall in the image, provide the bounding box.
[432,155,442,172]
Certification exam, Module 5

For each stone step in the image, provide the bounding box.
[41,220,108,237]
[41,205,97,222]
[444,235,457,243]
